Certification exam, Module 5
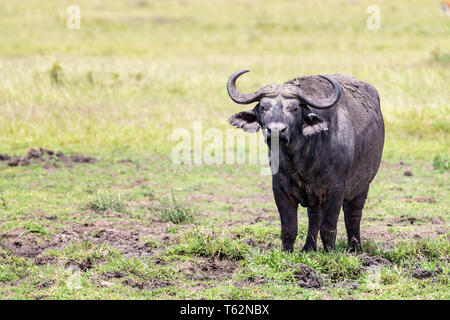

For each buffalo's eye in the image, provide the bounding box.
[260,102,271,111]
[287,104,299,113]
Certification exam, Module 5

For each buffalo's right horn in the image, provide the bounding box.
[227,70,268,104]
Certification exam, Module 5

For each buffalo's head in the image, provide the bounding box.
[227,70,341,145]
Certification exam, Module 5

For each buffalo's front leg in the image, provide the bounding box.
[320,186,345,251]
[302,206,322,251]
[273,181,298,252]
[343,186,369,252]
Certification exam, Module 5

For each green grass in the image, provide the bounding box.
[170,229,250,260]
[0,0,448,300]
[433,153,450,172]
[240,248,363,283]
[83,190,126,213]
[148,190,196,224]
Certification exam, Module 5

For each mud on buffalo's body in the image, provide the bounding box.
[227,71,384,252]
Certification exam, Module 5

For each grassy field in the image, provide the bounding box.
[0,0,449,300]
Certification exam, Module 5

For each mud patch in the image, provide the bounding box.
[117,159,133,164]
[239,238,276,251]
[35,279,56,289]
[409,266,442,279]
[244,276,266,285]
[399,215,420,225]
[65,257,94,272]
[189,282,213,293]
[334,281,360,291]
[1,220,171,258]
[177,257,237,281]
[102,270,127,279]
[395,214,443,225]
[122,278,172,290]
[424,216,445,224]
[363,224,450,248]
[292,264,322,288]
[1,148,97,168]
[360,253,392,267]
[405,197,436,204]
[0,228,54,258]
[34,255,58,266]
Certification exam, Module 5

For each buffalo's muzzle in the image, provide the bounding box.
[266,122,289,144]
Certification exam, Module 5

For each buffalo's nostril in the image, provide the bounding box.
[267,123,287,134]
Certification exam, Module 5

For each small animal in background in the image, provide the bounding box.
[442,1,450,16]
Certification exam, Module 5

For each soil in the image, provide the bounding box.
[35,279,56,289]
[102,271,127,279]
[177,257,237,281]
[33,255,58,266]
[362,224,449,248]
[117,159,133,164]
[399,215,421,225]
[292,263,322,288]
[409,266,443,279]
[243,276,266,285]
[65,257,94,272]
[392,214,445,226]
[360,253,392,267]
[0,148,97,168]
[239,238,276,251]
[122,278,172,290]
[394,196,438,205]
[334,281,360,290]
[0,220,171,259]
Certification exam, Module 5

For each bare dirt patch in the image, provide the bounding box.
[333,281,360,291]
[34,255,58,266]
[0,228,52,258]
[177,257,237,281]
[1,148,97,168]
[239,238,276,251]
[293,263,322,288]
[65,257,94,272]
[122,278,172,290]
[394,214,444,225]
[362,224,449,248]
[102,270,127,279]
[409,266,443,279]
[35,279,56,289]
[1,220,171,259]
[360,253,392,268]
[405,197,436,204]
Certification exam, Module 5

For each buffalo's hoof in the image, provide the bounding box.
[301,244,317,252]
[281,244,294,253]
[346,242,362,253]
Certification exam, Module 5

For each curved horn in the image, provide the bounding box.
[294,75,342,110]
[227,70,266,104]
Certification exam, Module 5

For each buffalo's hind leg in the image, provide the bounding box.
[319,187,345,251]
[343,187,369,252]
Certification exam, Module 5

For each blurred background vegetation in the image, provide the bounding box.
[0,0,448,160]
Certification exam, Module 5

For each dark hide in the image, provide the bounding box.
[228,74,385,252]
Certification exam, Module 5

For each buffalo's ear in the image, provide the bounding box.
[302,112,328,137]
[228,108,260,133]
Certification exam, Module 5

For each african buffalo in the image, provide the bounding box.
[227,70,384,252]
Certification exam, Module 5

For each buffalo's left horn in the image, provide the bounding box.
[294,75,342,110]
[227,70,267,104]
